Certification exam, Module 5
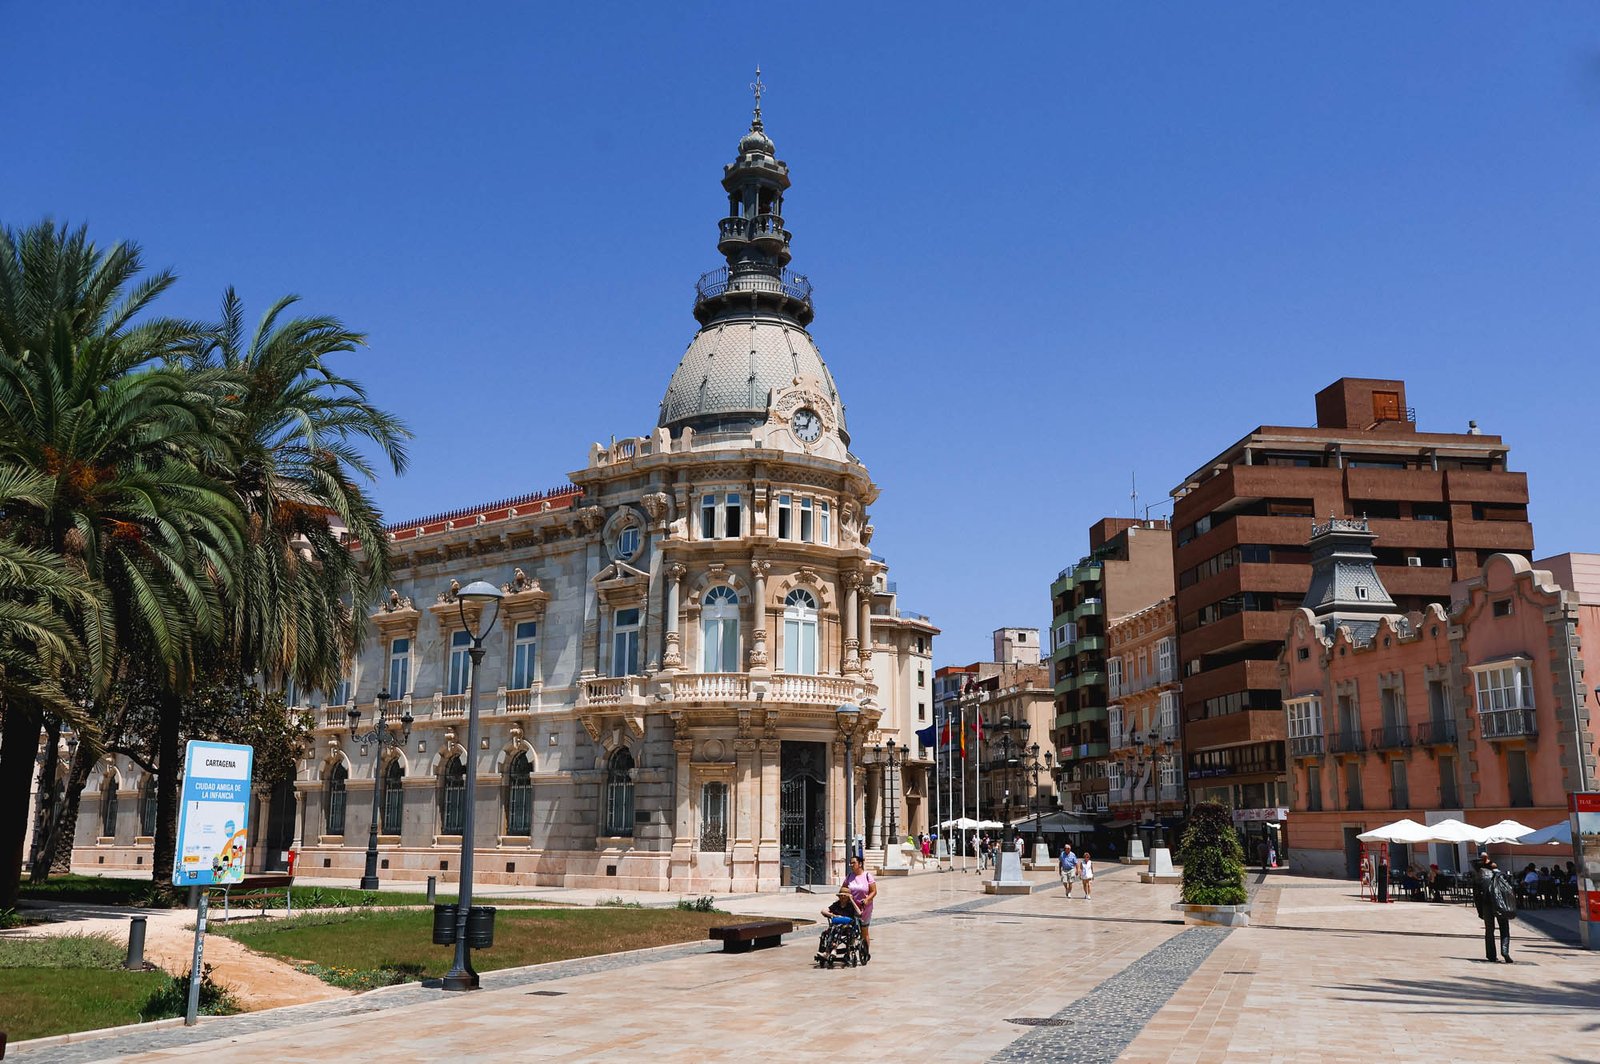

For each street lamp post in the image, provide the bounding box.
[349,690,412,891]
[837,704,861,879]
[884,738,901,846]
[441,580,505,993]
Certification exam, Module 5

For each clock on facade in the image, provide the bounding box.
[791,408,822,443]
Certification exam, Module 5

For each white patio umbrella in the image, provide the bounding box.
[1357,818,1435,844]
[974,820,1004,830]
[940,817,980,830]
[1514,821,1572,846]
[1420,818,1487,844]
[1479,819,1537,845]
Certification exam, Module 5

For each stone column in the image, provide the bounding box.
[669,734,694,890]
[732,737,757,891]
[291,786,306,851]
[749,558,770,669]
[843,574,860,674]
[757,737,781,889]
[662,563,685,669]
[857,588,873,673]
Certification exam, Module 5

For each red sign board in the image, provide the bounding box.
[1585,891,1600,924]
[1571,792,1600,813]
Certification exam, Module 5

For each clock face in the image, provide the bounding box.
[792,408,822,443]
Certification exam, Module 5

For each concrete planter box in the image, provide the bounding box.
[1171,901,1250,928]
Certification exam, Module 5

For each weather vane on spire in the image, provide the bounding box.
[750,66,766,122]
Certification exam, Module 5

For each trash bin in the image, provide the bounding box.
[431,903,458,945]
[466,905,496,949]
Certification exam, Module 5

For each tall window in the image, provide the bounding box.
[700,781,728,851]
[776,494,792,539]
[1107,657,1123,699]
[605,749,635,836]
[447,630,472,696]
[1157,691,1179,738]
[388,637,411,698]
[140,778,158,837]
[1389,759,1409,809]
[1344,762,1363,811]
[441,757,467,836]
[1306,765,1323,811]
[700,493,742,539]
[382,759,404,834]
[819,502,831,544]
[701,494,717,539]
[800,498,814,542]
[325,763,348,835]
[701,586,740,672]
[724,493,742,538]
[1506,749,1533,807]
[1107,761,1124,794]
[332,670,353,708]
[783,589,818,674]
[1108,705,1124,749]
[1438,754,1460,807]
[511,620,539,689]
[505,752,533,836]
[1156,638,1175,682]
[1287,697,1323,740]
[612,608,640,677]
[100,777,119,839]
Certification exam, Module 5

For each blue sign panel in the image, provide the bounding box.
[172,740,254,887]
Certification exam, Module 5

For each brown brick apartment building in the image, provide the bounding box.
[1168,378,1534,841]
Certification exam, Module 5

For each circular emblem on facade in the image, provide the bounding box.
[791,407,822,443]
[703,738,726,762]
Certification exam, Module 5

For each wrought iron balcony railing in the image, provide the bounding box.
[1415,719,1458,746]
[1289,734,1325,758]
[1328,730,1366,755]
[1370,724,1413,751]
[1479,708,1537,740]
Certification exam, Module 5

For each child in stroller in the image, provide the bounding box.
[815,887,869,968]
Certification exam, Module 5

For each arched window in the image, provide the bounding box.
[325,763,348,835]
[100,776,119,840]
[440,757,467,836]
[604,749,635,837]
[783,588,818,675]
[700,781,728,852]
[139,778,158,837]
[701,586,740,672]
[505,752,533,836]
[381,759,405,835]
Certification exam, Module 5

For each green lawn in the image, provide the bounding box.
[0,933,170,1042]
[217,907,732,989]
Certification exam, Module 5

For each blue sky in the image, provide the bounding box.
[6,3,1599,664]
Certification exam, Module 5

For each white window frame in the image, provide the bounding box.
[783,589,818,675]
[617,525,641,559]
[1157,690,1178,738]
[511,620,539,690]
[1286,696,1324,739]
[700,494,717,539]
[819,502,831,544]
[799,498,814,543]
[388,637,412,698]
[776,494,792,539]
[447,630,472,696]
[612,608,641,677]
[1470,658,1533,713]
[1107,656,1123,699]
[1157,637,1175,683]
[1108,704,1124,749]
[701,586,740,672]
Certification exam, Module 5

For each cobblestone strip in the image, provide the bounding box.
[988,926,1231,1064]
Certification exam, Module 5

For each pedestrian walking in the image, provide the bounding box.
[1471,851,1516,962]
[1058,843,1079,896]
[1079,851,1095,899]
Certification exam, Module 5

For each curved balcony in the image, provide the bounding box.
[694,265,813,309]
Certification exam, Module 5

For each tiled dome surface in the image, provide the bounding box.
[658,314,845,432]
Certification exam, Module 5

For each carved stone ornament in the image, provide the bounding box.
[737,708,753,739]
[575,506,606,535]
[641,492,672,527]
[763,710,781,739]
[623,714,645,740]
[769,378,836,432]
[579,714,603,744]
[381,589,414,612]
[860,524,876,546]
[437,578,461,604]
[662,631,682,669]
[502,567,541,595]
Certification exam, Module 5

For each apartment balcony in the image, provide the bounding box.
[1073,598,1105,620]
[1345,467,1446,503]
[1288,734,1325,759]
[578,676,649,709]
[1370,724,1414,752]
[1479,708,1537,740]
[1075,564,1103,584]
[1183,709,1286,752]
[1179,658,1282,706]
[671,672,750,703]
[1178,608,1298,660]
[1444,468,1529,505]
[1450,518,1534,552]
[1154,720,1180,745]
[1158,784,1183,803]
[1373,565,1453,598]
[434,692,469,720]
[1327,730,1366,756]
[1074,634,1106,653]
[502,687,539,714]
[1075,705,1109,725]
[1076,669,1106,690]
[1415,719,1458,748]
[1059,741,1110,762]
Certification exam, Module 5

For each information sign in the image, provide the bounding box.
[172,740,254,887]
[1572,793,1600,932]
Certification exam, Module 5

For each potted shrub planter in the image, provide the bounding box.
[1171,801,1251,928]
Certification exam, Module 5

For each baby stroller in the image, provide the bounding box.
[815,890,868,968]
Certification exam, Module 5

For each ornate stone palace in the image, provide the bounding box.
[67,94,937,893]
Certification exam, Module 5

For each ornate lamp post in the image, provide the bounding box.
[441,579,505,993]
[837,703,861,878]
[348,690,412,891]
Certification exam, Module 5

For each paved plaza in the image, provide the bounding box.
[11,864,1598,1064]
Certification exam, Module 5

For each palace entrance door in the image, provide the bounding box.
[780,741,828,887]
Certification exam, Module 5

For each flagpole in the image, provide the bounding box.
[974,705,982,876]
[959,703,968,871]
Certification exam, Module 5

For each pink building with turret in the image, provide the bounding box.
[1281,519,1597,877]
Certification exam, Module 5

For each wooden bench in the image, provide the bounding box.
[212,874,295,921]
[707,919,793,953]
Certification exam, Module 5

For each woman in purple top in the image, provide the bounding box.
[845,855,878,955]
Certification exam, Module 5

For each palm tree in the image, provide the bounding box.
[0,221,242,905]
[181,289,410,695]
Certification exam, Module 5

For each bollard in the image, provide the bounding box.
[125,915,148,970]
[427,875,436,905]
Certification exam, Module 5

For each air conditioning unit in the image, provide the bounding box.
[1406,556,1422,567]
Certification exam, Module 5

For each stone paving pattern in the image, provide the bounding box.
[9,864,1598,1063]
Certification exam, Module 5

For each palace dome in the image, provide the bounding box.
[657,314,847,439]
